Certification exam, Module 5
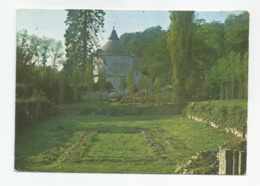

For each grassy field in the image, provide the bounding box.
[15,114,240,174]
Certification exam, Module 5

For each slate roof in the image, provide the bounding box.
[101,29,128,56]
[108,29,119,40]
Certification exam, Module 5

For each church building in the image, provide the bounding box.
[94,28,142,97]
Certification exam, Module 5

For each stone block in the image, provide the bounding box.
[239,151,246,175]
[225,149,233,175]
[219,149,233,175]
[233,150,239,175]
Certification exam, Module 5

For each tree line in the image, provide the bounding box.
[16,10,110,104]
[121,12,249,108]
[16,10,249,108]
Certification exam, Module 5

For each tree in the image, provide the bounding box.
[17,30,64,69]
[16,39,34,98]
[49,39,64,69]
[209,51,248,100]
[224,12,249,55]
[141,32,172,86]
[36,66,59,103]
[39,36,51,66]
[98,68,106,101]
[16,30,62,102]
[192,21,226,100]
[138,74,146,92]
[119,78,127,96]
[153,77,161,104]
[167,11,195,109]
[138,74,146,102]
[70,68,81,101]
[83,65,94,91]
[64,10,105,78]
[120,26,163,57]
[126,67,135,97]
[59,69,73,103]
[242,52,248,99]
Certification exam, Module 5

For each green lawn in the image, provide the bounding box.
[15,114,239,173]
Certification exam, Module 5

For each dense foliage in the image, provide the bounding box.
[120,12,249,108]
[16,30,63,103]
[16,10,108,104]
[167,11,195,108]
[16,11,249,107]
[60,10,106,103]
[15,11,249,175]
[64,10,105,73]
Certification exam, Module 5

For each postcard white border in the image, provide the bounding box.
[1,0,260,186]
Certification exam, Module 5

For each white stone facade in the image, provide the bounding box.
[94,28,141,97]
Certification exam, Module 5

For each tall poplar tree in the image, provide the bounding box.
[64,10,105,79]
[167,11,195,109]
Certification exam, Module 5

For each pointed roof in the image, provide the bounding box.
[108,27,119,40]
[101,28,128,56]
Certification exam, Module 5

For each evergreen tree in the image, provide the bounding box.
[84,65,94,91]
[64,10,105,77]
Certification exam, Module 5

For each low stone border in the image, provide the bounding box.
[187,114,247,139]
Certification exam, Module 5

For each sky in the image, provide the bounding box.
[17,10,242,46]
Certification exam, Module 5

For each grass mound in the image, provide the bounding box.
[186,100,247,132]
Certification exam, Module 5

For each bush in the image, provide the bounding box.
[15,100,53,129]
[16,83,27,98]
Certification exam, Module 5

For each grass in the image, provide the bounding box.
[15,114,240,173]
[55,100,180,116]
[87,133,155,157]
